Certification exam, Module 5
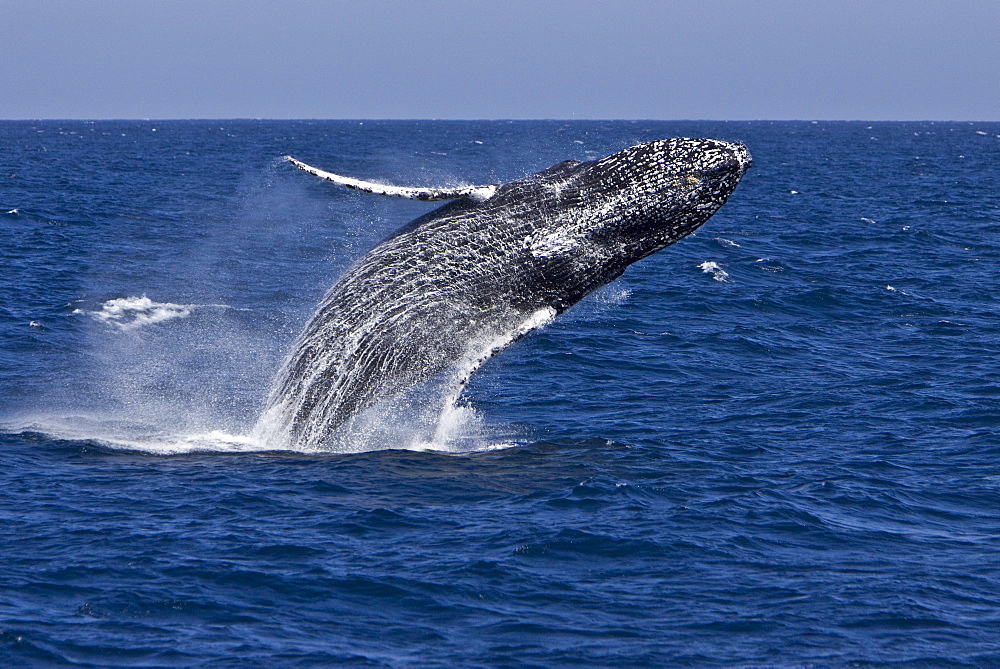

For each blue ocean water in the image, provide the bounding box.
[2,119,999,667]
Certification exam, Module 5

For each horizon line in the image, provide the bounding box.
[2,117,998,124]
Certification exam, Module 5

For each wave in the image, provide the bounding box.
[698,261,731,282]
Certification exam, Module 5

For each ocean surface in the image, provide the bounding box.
[1,119,999,667]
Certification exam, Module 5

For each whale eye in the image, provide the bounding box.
[699,162,734,182]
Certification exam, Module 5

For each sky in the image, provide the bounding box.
[2,0,998,120]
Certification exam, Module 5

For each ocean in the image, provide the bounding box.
[1,119,999,667]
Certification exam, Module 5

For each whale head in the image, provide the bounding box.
[512,138,752,309]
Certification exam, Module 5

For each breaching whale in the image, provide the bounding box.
[259,138,751,449]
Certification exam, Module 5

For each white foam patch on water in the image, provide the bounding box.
[94,430,269,456]
[75,296,243,331]
[699,261,730,282]
[3,414,274,455]
[79,296,191,329]
[73,295,250,332]
[7,410,517,456]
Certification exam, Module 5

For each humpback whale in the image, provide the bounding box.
[259,138,751,449]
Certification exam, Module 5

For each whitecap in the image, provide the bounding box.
[699,261,730,282]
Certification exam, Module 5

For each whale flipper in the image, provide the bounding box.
[285,156,497,202]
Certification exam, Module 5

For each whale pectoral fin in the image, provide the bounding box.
[284,156,497,202]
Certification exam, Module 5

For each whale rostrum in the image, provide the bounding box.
[260,139,751,450]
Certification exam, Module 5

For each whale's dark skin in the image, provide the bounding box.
[261,138,751,449]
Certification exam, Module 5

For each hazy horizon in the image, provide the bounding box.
[4,118,999,123]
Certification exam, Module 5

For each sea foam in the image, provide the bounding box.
[76,296,243,331]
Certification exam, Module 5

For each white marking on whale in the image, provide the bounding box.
[285,156,497,202]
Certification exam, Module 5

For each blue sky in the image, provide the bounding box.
[3,0,997,120]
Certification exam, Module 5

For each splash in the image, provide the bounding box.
[9,401,513,456]
[4,414,273,455]
[428,306,556,446]
[29,293,280,455]
[593,287,632,305]
[43,293,536,456]
[254,307,556,454]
